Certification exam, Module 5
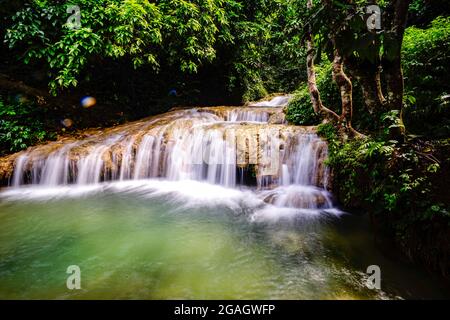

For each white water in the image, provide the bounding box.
[250,95,292,107]
[7,103,340,217]
[226,109,270,122]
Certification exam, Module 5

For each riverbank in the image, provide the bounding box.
[317,123,450,281]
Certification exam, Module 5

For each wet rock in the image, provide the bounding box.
[268,112,286,124]
[0,106,330,189]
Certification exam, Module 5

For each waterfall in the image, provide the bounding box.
[7,104,336,213]
[226,110,270,122]
[250,95,292,107]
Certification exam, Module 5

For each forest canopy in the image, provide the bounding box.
[2,0,306,99]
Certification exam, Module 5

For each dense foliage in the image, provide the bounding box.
[0,95,55,155]
[2,0,308,102]
[286,64,336,125]
[285,62,373,132]
[4,0,239,94]
[402,16,450,137]
[318,122,450,277]
[285,87,320,125]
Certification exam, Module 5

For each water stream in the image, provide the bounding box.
[0,103,448,299]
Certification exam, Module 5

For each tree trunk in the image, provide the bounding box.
[382,0,411,138]
[345,56,386,115]
[0,73,50,105]
[332,50,353,128]
[0,73,80,111]
[306,0,339,122]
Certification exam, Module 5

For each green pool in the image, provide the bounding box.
[0,180,448,299]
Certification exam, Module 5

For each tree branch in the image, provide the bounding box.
[0,73,51,105]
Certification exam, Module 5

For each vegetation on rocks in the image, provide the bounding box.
[317,122,450,278]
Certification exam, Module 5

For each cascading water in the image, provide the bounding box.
[250,95,292,107]
[5,103,338,216]
[2,101,447,300]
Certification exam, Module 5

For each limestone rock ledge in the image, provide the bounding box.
[0,106,327,188]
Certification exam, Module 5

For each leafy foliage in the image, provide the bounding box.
[286,63,336,125]
[324,129,444,214]
[0,96,56,155]
[4,0,240,95]
[318,119,450,271]
[286,62,374,131]
[285,87,319,125]
[408,0,450,26]
[305,0,384,63]
[224,0,309,102]
[3,1,310,102]
[402,16,450,137]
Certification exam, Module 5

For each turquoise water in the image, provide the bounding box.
[0,180,448,300]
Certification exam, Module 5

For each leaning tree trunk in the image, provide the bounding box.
[0,73,80,110]
[0,73,50,105]
[306,0,339,122]
[332,49,353,128]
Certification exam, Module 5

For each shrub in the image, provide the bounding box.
[285,87,320,125]
[0,96,56,155]
[320,124,447,218]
